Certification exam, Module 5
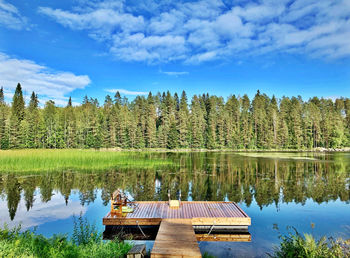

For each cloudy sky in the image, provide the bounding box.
[0,0,349,105]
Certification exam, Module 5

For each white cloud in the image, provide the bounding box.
[0,52,91,106]
[105,88,148,95]
[188,51,218,63]
[0,191,86,230]
[38,0,350,63]
[38,6,144,40]
[232,1,287,22]
[160,71,189,76]
[149,10,184,35]
[0,0,27,30]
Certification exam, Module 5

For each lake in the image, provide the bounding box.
[0,151,349,257]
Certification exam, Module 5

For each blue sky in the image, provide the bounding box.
[0,0,349,106]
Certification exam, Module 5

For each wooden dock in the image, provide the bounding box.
[103,201,251,226]
[103,201,250,257]
[151,219,201,258]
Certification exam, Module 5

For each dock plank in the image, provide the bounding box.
[151,219,201,258]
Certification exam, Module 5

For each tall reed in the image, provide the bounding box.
[0,149,174,173]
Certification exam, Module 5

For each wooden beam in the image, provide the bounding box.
[196,233,251,242]
[103,218,162,226]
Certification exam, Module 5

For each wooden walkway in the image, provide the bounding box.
[151,219,201,258]
[103,201,251,257]
[103,201,251,226]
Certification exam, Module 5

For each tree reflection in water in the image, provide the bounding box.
[0,152,349,221]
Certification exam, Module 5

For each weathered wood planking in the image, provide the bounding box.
[151,219,201,258]
[103,201,251,226]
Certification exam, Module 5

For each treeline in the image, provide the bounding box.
[0,83,350,149]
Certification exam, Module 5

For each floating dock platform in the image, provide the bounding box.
[103,201,251,226]
[103,201,251,257]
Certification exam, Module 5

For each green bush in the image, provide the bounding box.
[72,214,100,245]
[0,218,132,258]
[271,228,350,258]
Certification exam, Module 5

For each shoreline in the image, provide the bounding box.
[1,147,350,152]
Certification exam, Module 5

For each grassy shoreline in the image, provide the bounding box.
[0,149,174,173]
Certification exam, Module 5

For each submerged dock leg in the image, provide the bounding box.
[151,219,201,258]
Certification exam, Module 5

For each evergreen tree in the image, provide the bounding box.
[225,95,241,148]
[167,122,178,149]
[268,96,279,148]
[12,83,25,122]
[252,90,269,148]
[279,97,292,148]
[10,83,25,148]
[26,92,40,148]
[330,98,344,147]
[241,95,252,148]
[206,96,217,149]
[190,95,205,148]
[215,97,225,148]
[304,98,321,148]
[103,95,115,147]
[64,97,76,148]
[0,87,4,105]
[44,100,58,148]
[178,91,189,148]
[344,98,350,145]
[0,87,9,149]
[290,97,303,149]
[145,92,157,148]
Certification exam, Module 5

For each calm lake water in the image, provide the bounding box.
[1,152,350,257]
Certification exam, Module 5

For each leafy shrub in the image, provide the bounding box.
[270,228,350,258]
[72,213,100,245]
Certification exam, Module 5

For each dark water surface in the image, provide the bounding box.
[1,152,350,257]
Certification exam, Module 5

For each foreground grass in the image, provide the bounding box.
[0,216,132,258]
[0,149,173,173]
[271,229,350,258]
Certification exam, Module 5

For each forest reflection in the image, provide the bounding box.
[1,152,349,221]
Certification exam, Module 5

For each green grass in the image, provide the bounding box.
[0,215,132,258]
[0,149,174,173]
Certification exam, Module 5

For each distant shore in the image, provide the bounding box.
[91,147,350,152]
[1,147,350,153]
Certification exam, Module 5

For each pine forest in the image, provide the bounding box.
[0,83,350,150]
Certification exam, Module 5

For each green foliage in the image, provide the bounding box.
[271,228,349,258]
[203,252,216,258]
[1,86,350,150]
[72,213,100,245]
[0,218,132,258]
